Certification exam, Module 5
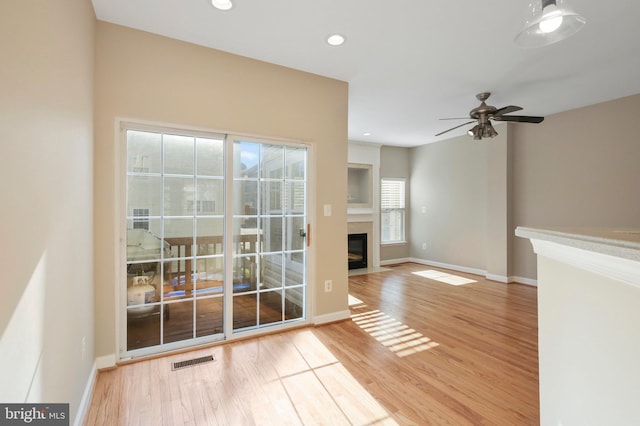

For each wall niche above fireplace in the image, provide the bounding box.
[347,163,372,209]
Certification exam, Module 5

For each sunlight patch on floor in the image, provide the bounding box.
[350,309,439,358]
[412,269,477,285]
[278,329,398,425]
[348,294,364,306]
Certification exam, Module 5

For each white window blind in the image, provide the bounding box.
[381,179,405,243]
[381,180,405,209]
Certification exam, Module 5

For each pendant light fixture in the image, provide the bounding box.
[514,0,586,48]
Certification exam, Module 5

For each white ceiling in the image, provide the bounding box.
[92,0,640,147]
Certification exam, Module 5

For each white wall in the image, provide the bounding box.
[537,255,640,425]
[0,0,95,422]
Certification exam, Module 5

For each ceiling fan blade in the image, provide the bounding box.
[435,121,475,136]
[493,105,523,116]
[492,115,544,123]
[439,117,472,120]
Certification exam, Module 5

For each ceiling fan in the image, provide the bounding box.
[436,92,544,140]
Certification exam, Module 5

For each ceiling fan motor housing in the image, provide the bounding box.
[470,92,496,120]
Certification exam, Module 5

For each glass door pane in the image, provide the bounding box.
[124,128,224,356]
[231,141,307,332]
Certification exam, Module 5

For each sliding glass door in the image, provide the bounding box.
[121,125,308,358]
[231,140,307,331]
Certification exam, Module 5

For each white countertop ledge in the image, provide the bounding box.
[516,227,640,288]
[516,227,640,263]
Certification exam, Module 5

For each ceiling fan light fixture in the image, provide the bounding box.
[514,0,586,48]
[481,123,498,139]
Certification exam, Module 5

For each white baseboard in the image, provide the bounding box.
[314,310,351,325]
[74,354,123,425]
[380,257,412,266]
[96,354,117,370]
[509,276,538,286]
[485,273,509,283]
[73,361,97,426]
[381,258,539,287]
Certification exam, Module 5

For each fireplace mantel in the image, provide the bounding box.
[347,211,374,223]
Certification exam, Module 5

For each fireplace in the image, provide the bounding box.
[348,233,368,270]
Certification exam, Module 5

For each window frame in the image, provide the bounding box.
[380,177,406,244]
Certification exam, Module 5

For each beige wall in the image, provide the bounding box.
[94,22,349,359]
[380,145,411,261]
[512,93,640,279]
[0,0,95,421]
[405,94,640,282]
[485,129,510,279]
[409,134,489,271]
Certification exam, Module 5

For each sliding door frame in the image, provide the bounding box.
[116,118,315,361]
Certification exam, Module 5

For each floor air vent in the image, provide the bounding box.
[171,354,215,371]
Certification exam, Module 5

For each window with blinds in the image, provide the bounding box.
[132,208,150,230]
[381,178,405,243]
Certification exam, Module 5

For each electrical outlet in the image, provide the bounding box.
[324,280,333,292]
[422,243,427,250]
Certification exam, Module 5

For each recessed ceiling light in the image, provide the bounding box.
[211,0,233,11]
[363,132,372,136]
[327,34,345,46]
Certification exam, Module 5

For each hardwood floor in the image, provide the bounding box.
[85,263,539,425]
